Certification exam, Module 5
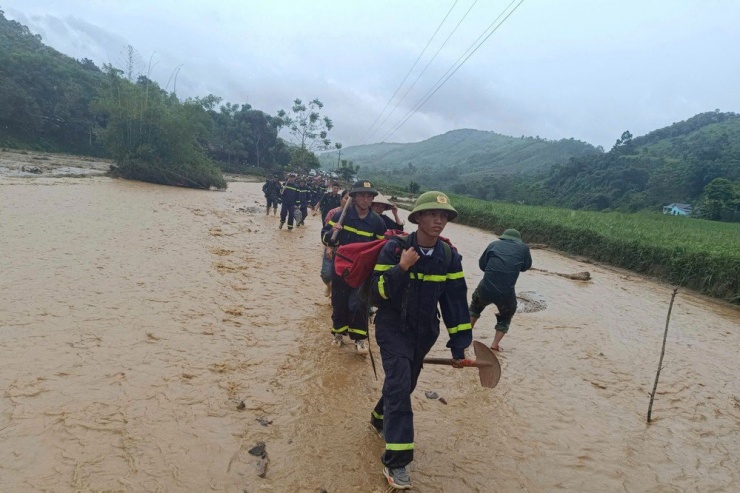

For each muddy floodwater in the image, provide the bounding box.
[1,173,739,492]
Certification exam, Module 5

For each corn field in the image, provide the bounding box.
[451,196,740,304]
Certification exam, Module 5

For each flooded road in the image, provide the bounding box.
[1,176,738,492]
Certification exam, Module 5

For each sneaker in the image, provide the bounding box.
[331,334,344,347]
[355,339,368,355]
[279,221,284,230]
[383,466,412,490]
[324,282,332,297]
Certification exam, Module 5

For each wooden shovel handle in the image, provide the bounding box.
[423,358,492,368]
[330,196,353,242]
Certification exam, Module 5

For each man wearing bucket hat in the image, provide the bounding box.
[469,228,532,351]
[371,193,405,231]
[368,191,472,490]
[321,180,387,353]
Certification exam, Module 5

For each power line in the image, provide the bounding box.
[379,0,525,143]
[358,0,460,144]
[365,0,479,143]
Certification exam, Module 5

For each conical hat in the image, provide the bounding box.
[372,193,393,210]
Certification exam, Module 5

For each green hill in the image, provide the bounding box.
[537,112,740,215]
[324,113,739,220]
[0,9,107,154]
[320,129,599,187]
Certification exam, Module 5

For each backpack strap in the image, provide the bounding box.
[440,240,453,269]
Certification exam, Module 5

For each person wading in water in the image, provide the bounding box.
[321,180,386,354]
[368,191,472,490]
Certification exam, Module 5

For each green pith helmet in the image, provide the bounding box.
[408,191,458,224]
[349,180,378,197]
[499,229,522,242]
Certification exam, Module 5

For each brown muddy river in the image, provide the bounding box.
[1,174,738,492]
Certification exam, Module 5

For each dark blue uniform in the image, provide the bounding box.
[318,191,341,219]
[380,214,404,232]
[369,232,472,469]
[320,206,386,340]
[297,182,309,225]
[279,181,299,229]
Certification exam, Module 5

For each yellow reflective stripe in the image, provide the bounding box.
[284,186,298,192]
[447,323,472,334]
[374,264,394,272]
[376,234,385,239]
[424,274,447,282]
[348,328,368,336]
[332,326,349,334]
[409,273,446,282]
[372,410,383,420]
[447,271,465,280]
[378,276,388,299]
[328,220,336,226]
[386,443,414,451]
[342,225,375,237]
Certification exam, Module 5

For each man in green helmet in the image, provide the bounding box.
[469,228,532,351]
[369,191,472,490]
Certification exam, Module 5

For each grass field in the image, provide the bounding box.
[449,196,740,304]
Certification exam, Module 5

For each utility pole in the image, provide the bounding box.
[334,142,342,170]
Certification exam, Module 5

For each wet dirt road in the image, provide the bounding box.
[1,177,738,492]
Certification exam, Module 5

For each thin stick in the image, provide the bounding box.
[647,288,679,423]
[330,196,353,242]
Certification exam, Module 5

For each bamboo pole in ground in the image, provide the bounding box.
[647,288,679,423]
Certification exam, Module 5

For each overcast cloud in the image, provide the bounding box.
[3,0,739,148]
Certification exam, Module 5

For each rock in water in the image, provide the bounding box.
[248,441,266,458]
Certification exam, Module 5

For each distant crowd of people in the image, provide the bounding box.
[261,174,531,490]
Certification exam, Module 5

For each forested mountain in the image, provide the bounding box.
[534,112,740,215]
[0,10,308,188]
[0,10,106,154]
[324,112,740,220]
[319,129,599,188]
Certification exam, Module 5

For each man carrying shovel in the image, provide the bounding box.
[368,191,472,490]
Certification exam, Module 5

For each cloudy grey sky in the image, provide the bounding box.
[3,0,739,149]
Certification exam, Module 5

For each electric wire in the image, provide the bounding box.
[359,0,460,145]
[365,0,479,144]
[378,0,525,143]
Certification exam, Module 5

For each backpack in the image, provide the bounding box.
[334,230,454,290]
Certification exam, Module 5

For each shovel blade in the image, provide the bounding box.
[473,341,501,388]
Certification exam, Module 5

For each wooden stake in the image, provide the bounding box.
[647,288,679,423]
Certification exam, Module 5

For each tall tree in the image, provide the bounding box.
[276,98,333,170]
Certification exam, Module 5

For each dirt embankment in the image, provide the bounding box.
[1,166,738,491]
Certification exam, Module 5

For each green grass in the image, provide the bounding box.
[449,195,740,304]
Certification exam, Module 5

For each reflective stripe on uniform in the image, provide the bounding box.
[408,271,466,282]
[342,225,374,237]
[332,326,349,334]
[409,273,446,282]
[374,264,394,272]
[386,442,414,451]
[447,323,472,334]
[378,276,388,299]
[372,410,383,420]
[348,327,368,336]
[284,186,298,192]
